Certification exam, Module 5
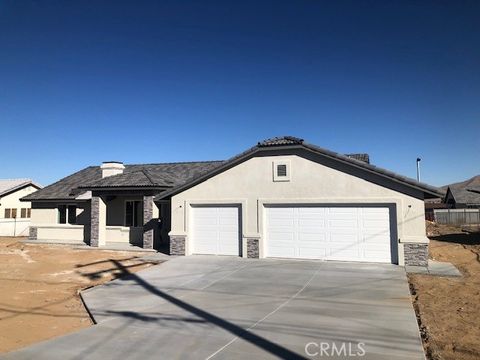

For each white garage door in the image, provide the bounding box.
[265,206,392,263]
[190,205,240,256]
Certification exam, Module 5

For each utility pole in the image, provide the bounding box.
[416,157,421,182]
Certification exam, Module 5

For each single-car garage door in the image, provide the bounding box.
[265,205,392,263]
[190,205,241,256]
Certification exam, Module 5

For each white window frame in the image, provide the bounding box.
[273,160,291,182]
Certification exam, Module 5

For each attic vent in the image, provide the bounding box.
[273,161,290,182]
[277,164,287,177]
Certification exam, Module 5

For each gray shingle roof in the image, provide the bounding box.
[449,187,480,205]
[345,154,370,164]
[303,142,443,198]
[467,187,480,194]
[258,136,304,147]
[0,179,41,197]
[156,136,444,200]
[22,161,223,201]
[23,136,444,202]
[442,175,480,191]
[80,162,223,189]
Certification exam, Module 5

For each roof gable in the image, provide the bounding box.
[155,136,443,200]
[0,179,41,197]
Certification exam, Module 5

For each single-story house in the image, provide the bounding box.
[0,179,42,236]
[444,186,480,209]
[22,136,443,266]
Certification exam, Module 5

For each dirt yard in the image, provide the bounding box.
[0,237,161,354]
[409,222,480,360]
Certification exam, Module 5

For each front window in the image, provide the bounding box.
[58,205,76,224]
[4,209,17,218]
[125,200,143,227]
[20,208,31,218]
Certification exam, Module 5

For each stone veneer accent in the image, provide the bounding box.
[170,235,186,256]
[29,226,37,240]
[90,196,100,247]
[404,243,428,267]
[143,195,154,249]
[247,238,259,258]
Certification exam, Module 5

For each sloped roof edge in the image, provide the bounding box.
[155,138,444,200]
[0,179,42,197]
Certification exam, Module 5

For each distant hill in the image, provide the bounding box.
[442,175,480,190]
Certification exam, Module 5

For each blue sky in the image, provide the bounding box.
[0,1,479,187]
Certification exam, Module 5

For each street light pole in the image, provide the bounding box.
[416,157,421,182]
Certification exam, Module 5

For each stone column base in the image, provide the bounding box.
[143,195,154,249]
[170,235,186,256]
[247,238,259,259]
[90,196,100,247]
[404,243,428,267]
[29,227,37,240]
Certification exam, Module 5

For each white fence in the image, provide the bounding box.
[0,219,30,236]
[434,209,480,225]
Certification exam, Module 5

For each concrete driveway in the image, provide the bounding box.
[2,256,424,360]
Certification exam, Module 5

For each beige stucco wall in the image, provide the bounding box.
[37,225,85,242]
[31,202,90,225]
[0,185,38,218]
[170,155,428,265]
[31,202,90,242]
[106,226,143,244]
[30,198,158,244]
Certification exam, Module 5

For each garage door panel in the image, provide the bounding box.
[298,247,327,259]
[297,207,326,215]
[268,232,295,242]
[328,207,357,214]
[191,206,240,256]
[298,233,327,242]
[268,207,294,215]
[268,219,295,227]
[298,218,325,227]
[268,246,296,258]
[364,221,390,229]
[362,207,389,214]
[266,205,392,263]
[329,219,358,228]
[218,218,237,226]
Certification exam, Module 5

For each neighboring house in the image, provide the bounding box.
[468,187,480,195]
[444,187,480,209]
[22,136,442,266]
[442,175,480,209]
[424,198,446,221]
[0,179,42,236]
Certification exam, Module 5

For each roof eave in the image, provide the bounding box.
[1,181,42,198]
[79,186,170,191]
[156,143,444,201]
[21,197,90,202]
[301,144,444,199]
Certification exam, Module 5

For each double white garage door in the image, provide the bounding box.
[190,205,392,263]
